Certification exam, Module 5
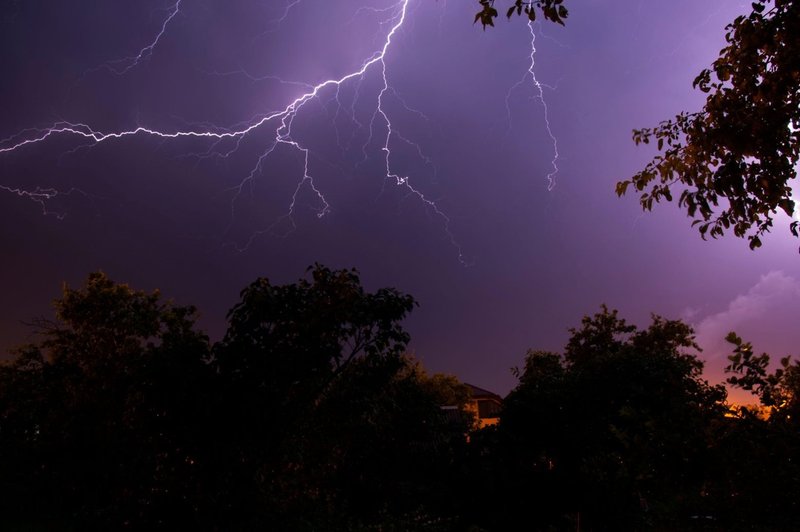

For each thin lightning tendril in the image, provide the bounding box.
[0,183,90,220]
[85,0,184,77]
[506,21,560,191]
[120,0,183,74]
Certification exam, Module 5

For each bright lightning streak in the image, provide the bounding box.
[0,0,467,262]
[506,21,560,191]
[373,22,466,264]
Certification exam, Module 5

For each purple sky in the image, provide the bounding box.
[1,0,798,403]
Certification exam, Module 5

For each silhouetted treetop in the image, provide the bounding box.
[496,307,727,529]
[726,331,800,423]
[214,264,416,388]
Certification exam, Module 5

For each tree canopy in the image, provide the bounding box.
[726,331,800,423]
[617,0,799,249]
[2,271,800,529]
[462,307,800,530]
[0,272,213,528]
[490,307,727,529]
[0,267,468,530]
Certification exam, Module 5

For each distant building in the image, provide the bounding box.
[463,383,502,429]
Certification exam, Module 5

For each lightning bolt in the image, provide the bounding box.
[254,0,304,38]
[1,0,469,263]
[0,185,78,219]
[506,21,560,191]
[88,0,184,77]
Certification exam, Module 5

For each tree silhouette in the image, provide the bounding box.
[208,264,463,528]
[0,266,469,530]
[617,0,799,249]
[708,333,800,528]
[0,272,213,528]
[5,269,800,529]
[485,307,727,530]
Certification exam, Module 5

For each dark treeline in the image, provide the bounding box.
[1,265,798,530]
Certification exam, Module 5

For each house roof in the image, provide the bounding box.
[464,383,502,402]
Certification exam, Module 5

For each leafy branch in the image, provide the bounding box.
[474,0,568,30]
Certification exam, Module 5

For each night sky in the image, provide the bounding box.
[2,0,798,402]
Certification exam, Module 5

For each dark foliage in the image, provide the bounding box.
[470,308,728,530]
[474,0,568,30]
[0,267,467,530]
[1,272,798,529]
[617,0,799,249]
[716,333,800,528]
[0,273,214,529]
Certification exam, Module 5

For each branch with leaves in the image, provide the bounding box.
[617,0,800,250]
[726,331,800,420]
[474,0,568,29]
